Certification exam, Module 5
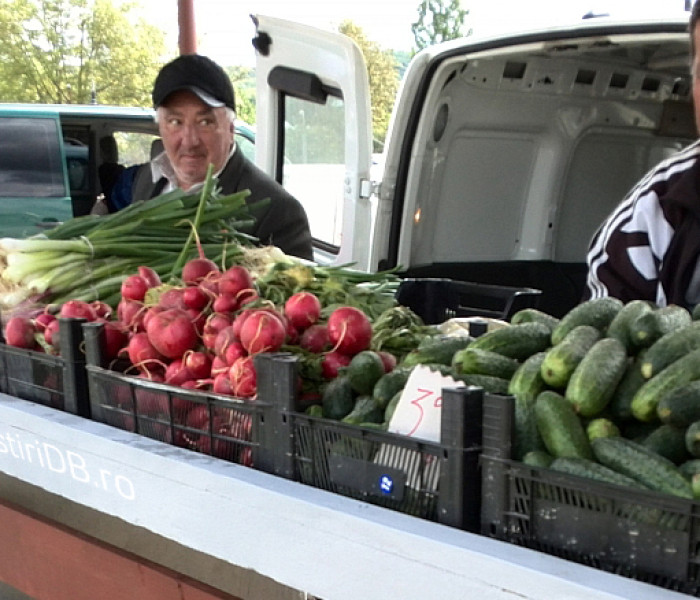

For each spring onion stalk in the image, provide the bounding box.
[0,170,256,312]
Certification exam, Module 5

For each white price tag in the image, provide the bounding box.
[386,365,465,442]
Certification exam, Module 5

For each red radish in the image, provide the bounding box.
[117,298,146,331]
[184,350,212,380]
[284,291,322,330]
[43,318,61,348]
[223,340,246,365]
[125,331,164,368]
[91,301,113,320]
[135,385,168,417]
[199,277,220,297]
[100,320,129,360]
[185,308,207,337]
[145,307,199,359]
[137,265,162,288]
[4,316,37,349]
[284,318,300,345]
[182,285,210,311]
[299,324,330,353]
[157,287,187,310]
[34,312,57,332]
[213,325,237,357]
[237,289,259,307]
[218,265,254,298]
[321,350,352,379]
[229,356,257,398]
[231,308,254,340]
[60,299,97,321]
[164,358,193,386]
[239,446,253,467]
[182,257,220,285]
[121,274,149,302]
[212,293,239,314]
[202,313,232,350]
[239,309,286,354]
[327,306,372,356]
[377,350,398,373]
[211,355,229,377]
[213,372,234,395]
[141,305,165,330]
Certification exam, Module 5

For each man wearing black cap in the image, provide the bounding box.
[130,54,313,261]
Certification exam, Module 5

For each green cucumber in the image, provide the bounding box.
[642,423,689,465]
[454,347,520,379]
[534,390,593,460]
[453,373,510,394]
[373,368,411,409]
[510,308,560,332]
[686,421,700,458]
[565,337,628,417]
[679,458,700,479]
[522,450,554,467]
[342,394,384,425]
[628,304,692,350]
[508,351,548,460]
[631,348,700,422]
[550,296,624,346]
[640,321,700,379]
[591,436,693,499]
[346,350,385,395]
[322,376,355,420]
[605,299,655,353]
[401,335,472,367]
[585,417,621,441]
[467,322,552,361]
[540,325,601,389]
[656,379,700,428]
[608,352,645,422]
[549,456,649,490]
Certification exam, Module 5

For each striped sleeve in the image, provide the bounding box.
[585,142,700,306]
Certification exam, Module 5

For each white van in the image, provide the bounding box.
[251,13,694,318]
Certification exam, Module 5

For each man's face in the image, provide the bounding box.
[157,90,234,190]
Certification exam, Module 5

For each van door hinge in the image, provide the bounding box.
[359,178,372,199]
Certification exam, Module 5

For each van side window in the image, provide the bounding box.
[0,117,66,197]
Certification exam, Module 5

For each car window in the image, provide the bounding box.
[235,124,256,162]
[0,116,66,197]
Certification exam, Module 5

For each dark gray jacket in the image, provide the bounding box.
[131,148,313,261]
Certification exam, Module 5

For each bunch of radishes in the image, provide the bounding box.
[3,297,123,356]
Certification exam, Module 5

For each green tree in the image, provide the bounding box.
[339,20,400,150]
[411,0,469,51]
[226,65,256,124]
[0,0,167,105]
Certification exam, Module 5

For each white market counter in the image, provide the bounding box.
[0,393,690,600]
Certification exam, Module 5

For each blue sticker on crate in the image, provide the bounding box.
[379,474,394,495]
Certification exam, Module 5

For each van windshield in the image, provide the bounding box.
[0,116,67,197]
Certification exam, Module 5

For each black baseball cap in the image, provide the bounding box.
[152,54,236,110]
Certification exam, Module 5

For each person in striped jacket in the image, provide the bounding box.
[585,2,700,309]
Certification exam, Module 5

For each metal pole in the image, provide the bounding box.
[178,0,197,55]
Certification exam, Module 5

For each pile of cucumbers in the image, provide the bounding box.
[484,297,700,500]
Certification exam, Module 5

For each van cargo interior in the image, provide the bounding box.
[400,31,695,316]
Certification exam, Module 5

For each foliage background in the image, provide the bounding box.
[0,0,468,146]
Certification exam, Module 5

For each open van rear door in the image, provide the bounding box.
[252,15,373,267]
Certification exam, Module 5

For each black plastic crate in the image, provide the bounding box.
[82,322,276,472]
[256,353,484,532]
[480,393,700,596]
[395,278,541,324]
[0,317,89,416]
